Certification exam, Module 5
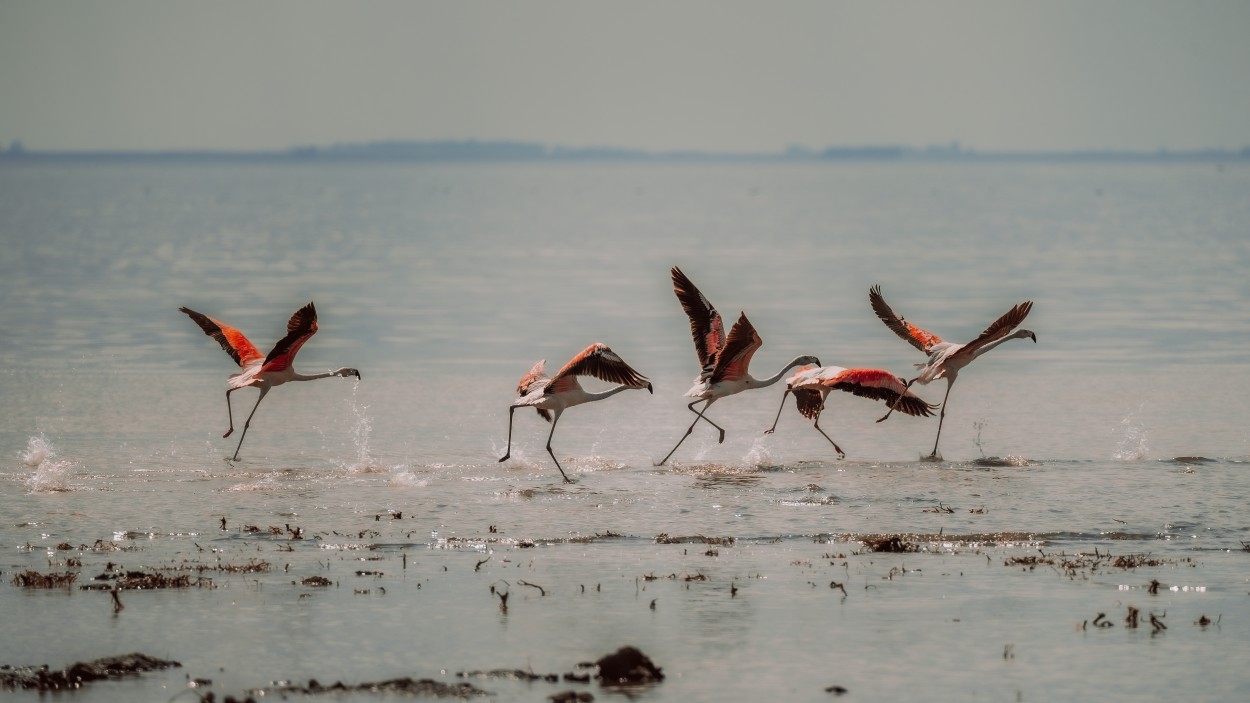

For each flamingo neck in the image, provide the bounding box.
[583,384,638,402]
[752,357,816,389]
[292,367,355,382]
[969,330,1034,360]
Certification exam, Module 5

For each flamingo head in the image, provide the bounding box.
[338,367,362,379]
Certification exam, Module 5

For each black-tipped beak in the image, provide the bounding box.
[646,382,654,394]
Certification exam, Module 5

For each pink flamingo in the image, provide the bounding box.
[764,365,936,458]
[180,302,361,461]
[869,285,1036,459]
[499,343,652,483]
[659,267,821,465]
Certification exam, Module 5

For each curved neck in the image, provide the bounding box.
[752,357,813,389]
[970,331,1033,360]
[584,384,637,402]
[292,367,353,382]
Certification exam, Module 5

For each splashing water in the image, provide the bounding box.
[21,435,75,492]
[744,436,777,468]
[1113,414,1149,461]
[341,384,385,474]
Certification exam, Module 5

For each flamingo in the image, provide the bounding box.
[869,285,1036,459]
[498,342,652,483]
[764,365,937,458]
[179,302,361,461]
[658,266,821,465]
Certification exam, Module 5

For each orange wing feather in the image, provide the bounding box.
[179,307,264,368]
[827,368,936,417]
[672,267,725,375]
[547,343,650,394]
[261,302,318,373]
[869,285,942,353]
[709,313,762,383]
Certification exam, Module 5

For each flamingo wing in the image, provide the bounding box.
[261,302,318,374]
[516,359,549,396]
[179,307,264,368]
[793,388,825,420]
[709,312,762,384]
[672,266,726,375]
[827,368,937,417]
[869,285,942,353]
[954,301,1034,360]
[547,343,650,395]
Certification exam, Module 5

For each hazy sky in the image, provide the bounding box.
[2,1,1248,153]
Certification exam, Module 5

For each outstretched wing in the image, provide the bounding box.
[827,368,936,417]
[672,266,725,375]
[709,312,762,384]
[547,343,650,395]
[179,307,264,368]
[869,285,942,353]
[261,302,318,374]
[956,301,1033,360]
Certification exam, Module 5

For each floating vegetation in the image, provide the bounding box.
[596,646,664,685]
[11,571,78,589]
[860,536,920,553]
[1005,548,1181,580]
[80,571,214,590]
[0,653,180,692]
[301,576,333,587]
[253,676,489,698]
[654,533,734,545]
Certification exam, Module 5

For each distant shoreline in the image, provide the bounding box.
[2,139,1247,163]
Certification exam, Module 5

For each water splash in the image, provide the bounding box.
[1113,413,1149,461]
[744,436,776,468]
[21,435,75,493]
[341,385,384,474]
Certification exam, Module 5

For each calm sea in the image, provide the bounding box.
[1,159,1248,701]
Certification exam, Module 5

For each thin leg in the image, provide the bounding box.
[876,378,917,423]
[929,382,954,459]
[811,412,846,459]
[764,390,791,434]
[544,414,572,483]
[223,387,240,438]
[658,400,717,466]
[498,406,517,463]
[689,400,727,443]
[231,387,268,461]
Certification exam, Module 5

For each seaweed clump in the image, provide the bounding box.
[0,653,180,692]
[595,646,664,685]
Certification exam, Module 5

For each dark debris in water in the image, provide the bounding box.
[256,676,490,698]
[1005,548,1182,579]
[595,646,664,685]
[0,653,180,692]
[654,533,735,545]
[10,570,78,589]
[860,536,920,553]
[80,571,214,590]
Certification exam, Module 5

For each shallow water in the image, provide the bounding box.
[1,160,1249,701]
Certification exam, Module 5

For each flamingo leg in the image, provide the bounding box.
[658,399,720,466]
[498,406,518,464]
[544,413,573,484]
[764,389,791,435]
[928,381,954,459]
[811,411,846,460]
[876,378,918,423]
[230,386,269,461]
[223,387,241,438]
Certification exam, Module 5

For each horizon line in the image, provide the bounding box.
[3,138,1248,162]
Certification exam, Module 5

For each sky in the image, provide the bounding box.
[2,1,1248,154]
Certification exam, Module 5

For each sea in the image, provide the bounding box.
[1,158,1248,702]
